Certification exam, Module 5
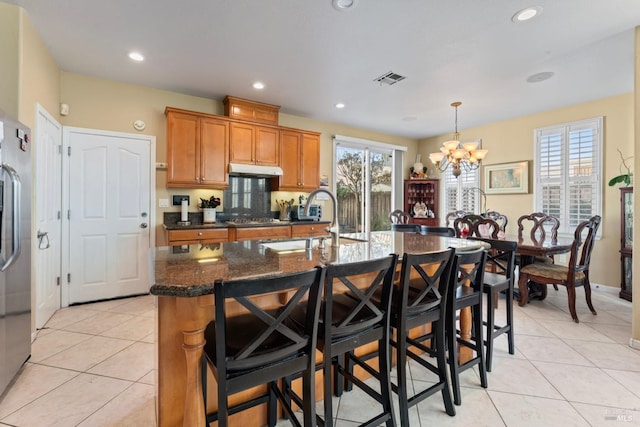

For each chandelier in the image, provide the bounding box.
[428,102,488,178]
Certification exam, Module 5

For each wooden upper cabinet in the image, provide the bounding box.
[229,122,280,166]
[255,126,279,165]
[277,129,320,190]
[301,132,320,189]
[229,122,255,164]
[167,110,200,186]
[223,96,280,125]
[200,117,229,186]
[166,107,229,189]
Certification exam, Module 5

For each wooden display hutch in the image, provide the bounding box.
[404,179,439,226]
[619,187,633,301]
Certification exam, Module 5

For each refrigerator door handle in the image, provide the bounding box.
[1,163,21,272]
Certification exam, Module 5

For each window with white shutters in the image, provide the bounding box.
[534,118,602,236]
[441,165,481,222]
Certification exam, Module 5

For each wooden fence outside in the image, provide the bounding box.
[337,192,391,232]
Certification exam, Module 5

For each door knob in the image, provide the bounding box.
[140,223,148,228]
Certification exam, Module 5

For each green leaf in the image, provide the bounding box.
[608,175,627,187]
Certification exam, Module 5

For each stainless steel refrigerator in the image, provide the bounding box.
[0,108,31,395]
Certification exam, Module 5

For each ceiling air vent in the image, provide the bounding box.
[374,71,406,86]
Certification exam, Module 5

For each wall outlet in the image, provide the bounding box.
[158,198,170,208]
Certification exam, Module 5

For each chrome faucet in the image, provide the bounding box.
[305,188,340,247]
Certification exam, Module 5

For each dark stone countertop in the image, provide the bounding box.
[149,232,488,297]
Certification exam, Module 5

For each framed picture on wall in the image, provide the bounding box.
[484,161,529,194]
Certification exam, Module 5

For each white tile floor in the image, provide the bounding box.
[1,287,638,426]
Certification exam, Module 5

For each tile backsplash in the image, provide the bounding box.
[222,176,274,219]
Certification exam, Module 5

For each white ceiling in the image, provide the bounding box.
[8,0,640,139]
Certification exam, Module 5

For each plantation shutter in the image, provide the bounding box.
[534,118,602,236]
[441,162,480,223]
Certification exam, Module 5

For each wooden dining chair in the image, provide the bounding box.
[484,211,508,231]
[201,267,325,427]
[517,212,560,243]
[453,215,500,239]
[389,209,410,224]
[517,215,601,323]
[445,210,471,228]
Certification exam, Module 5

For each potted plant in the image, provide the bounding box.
[200,196,221,223]
[608,149,633,187]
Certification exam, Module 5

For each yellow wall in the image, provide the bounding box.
[18,9,61,128]
[60,73,418,246]
[419,93,634,289]
[0,3,20,117]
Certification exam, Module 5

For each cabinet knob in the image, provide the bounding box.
[198,232,203,236]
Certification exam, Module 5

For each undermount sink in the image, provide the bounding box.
[260,237,366,253]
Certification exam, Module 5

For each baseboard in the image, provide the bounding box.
[630,338,640,351]
[590,283,618,295]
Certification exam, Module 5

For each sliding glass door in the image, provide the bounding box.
[335,144,394,233]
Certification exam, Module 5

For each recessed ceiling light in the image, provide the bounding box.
[512,6,542,23]
[402,116,417,122]
[335,103,345,109]
[128,51,144,62]
[252,82,265,90]
[526,71,554,83]
[332,0,358,11]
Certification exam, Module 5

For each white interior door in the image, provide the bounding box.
[64,128,154,304]
[34,105,62,328]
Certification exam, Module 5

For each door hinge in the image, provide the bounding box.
[67,210,71,220]
[58,145,62,154]
[56,276,61,286]
[67,273,71,283]
[57,211,61,220]
[67,146,71,156]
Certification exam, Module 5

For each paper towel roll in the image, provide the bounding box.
[181,199,188,222]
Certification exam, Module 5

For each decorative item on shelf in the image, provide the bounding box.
[428,102,488,178]
[413,201,428,217]
[410,154,428,178]
[608,148,633,187]
[200,196,221,223]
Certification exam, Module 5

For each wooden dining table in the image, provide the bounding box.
[502,234,574,306]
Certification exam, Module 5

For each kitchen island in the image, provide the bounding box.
[150,231,487,426]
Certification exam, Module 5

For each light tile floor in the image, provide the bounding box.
[1,288,639,426]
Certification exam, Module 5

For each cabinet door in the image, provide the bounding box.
[200,117,229,187]
[300,133,320,189]
[279,130,302,189]
[255,126,279,166]
[229,122,255,164]
[167,111,199,186]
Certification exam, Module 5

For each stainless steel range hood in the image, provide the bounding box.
[228,162,283,177]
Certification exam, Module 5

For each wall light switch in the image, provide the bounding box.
[156,162,168,169]
[158,198,170,208]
